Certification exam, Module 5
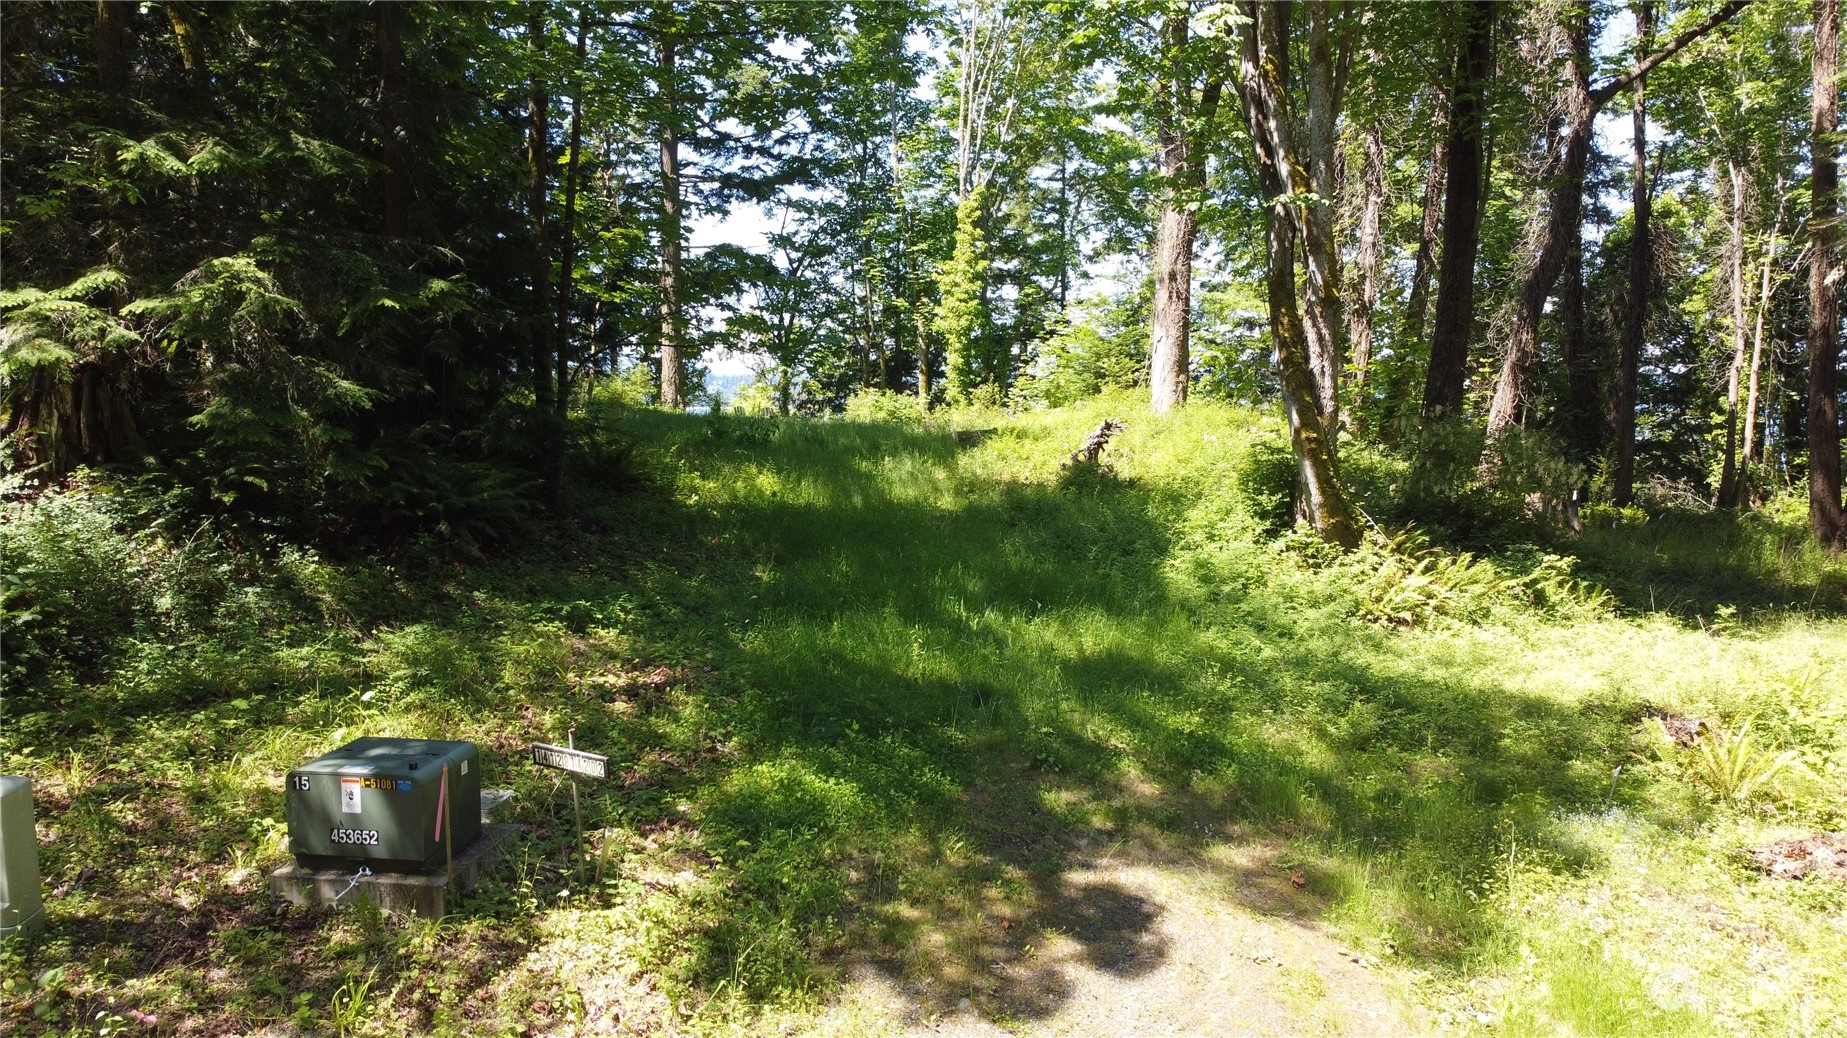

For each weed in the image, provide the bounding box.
[326,969,376,1038]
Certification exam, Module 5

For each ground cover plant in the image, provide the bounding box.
[3,393,1845,1036]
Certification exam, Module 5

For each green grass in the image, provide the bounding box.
[4,391,1845,1036]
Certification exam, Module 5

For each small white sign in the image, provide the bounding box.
[340,776,362,814]
[531,743,609,780]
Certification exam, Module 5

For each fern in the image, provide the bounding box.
[1688,719,1803,803]
[1357,527,1520,627]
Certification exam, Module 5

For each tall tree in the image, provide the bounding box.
[1299,1,1353,427]
[1235,0,1360,547]
[1421,0,1494,421]
[655,29,686,410]
[1142,2,1228,414]
[1652,0,1810,500]
[377,4,411,239]
[5,4,559,532]
[527,5,555,414]
[1481,0,1746,469]
[1345,92,1386,420]
[1399,85,1449,361]
[1615,1,1656,506]
[584,3,837,410]
[555,5,589,419]
[1557,224,1602,465]
[930,0,1077,406]
[1719,156,1752,507]
[1811,0,1844,544]
[1742,186,1789,469]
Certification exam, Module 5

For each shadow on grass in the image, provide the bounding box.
[1572,510,1847,620]
[3,405,1732,1032]
[572,409,1649,1024]
[8,760,545,1036]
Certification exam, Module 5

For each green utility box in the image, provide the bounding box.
[285,738,482,873]
[1,776,45,938]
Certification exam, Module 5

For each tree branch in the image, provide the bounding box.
[1590,0,1747,107]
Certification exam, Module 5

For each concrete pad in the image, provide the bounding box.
[269,823,517,918]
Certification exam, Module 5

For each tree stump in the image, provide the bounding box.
[1063,419,1124,470]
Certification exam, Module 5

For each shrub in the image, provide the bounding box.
[1230,437,1298,534]
[841,387,926,426]
[1579,503,1649,530]
[1,473,149,690]
[591,363,659,410]
[728,379,781,417]
[1394,421,1584,541]
[1009,302,1147,410]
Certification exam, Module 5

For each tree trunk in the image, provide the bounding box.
[657,35,685,410]
[18,0,147,475]
[1422,0,1494,420]
[1148,11,1197,416]
[526,6,554,414]
[1614,2,1654,505]
[1488,0,1744,470]
[863,243,887,390]
[1346,114,1385,424]
[1400,88,1448,357]
[892,88,932,410]
[1237,0,1360,548]
[163,2,205,86]
[1058,147,1072,310]
[1300,0,1347,427]
[914,304,932,407]
[1559,231,1601,465]
[1720,158,1749,508]
[1776,288,1807,471]
[96,0,127,95]
[1148,202,1196,414]
[1382,90,1448,442]
[1811,0,1844,544]
[1485,9,1593,454]
[377,7,410,239]
[1743,186,1787,468]
[555,8,588,418]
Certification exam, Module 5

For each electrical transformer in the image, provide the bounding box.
[285,738,482,873]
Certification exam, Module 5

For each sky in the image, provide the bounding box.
[687,208,774,378]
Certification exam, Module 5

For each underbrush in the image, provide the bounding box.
[1574,504,1847,615]
[4,393,1844,1036]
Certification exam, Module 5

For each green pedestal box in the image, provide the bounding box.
[1,776,45,938]
[285,738,482,873]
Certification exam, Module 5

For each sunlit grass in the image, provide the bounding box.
[4,392,1845,1034]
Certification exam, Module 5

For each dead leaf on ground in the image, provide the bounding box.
[1747,833,1847,881]
[1640,705,1709,747]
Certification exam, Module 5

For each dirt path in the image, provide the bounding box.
[806,842,1428,1037]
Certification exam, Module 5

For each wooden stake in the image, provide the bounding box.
[568,727,584,886]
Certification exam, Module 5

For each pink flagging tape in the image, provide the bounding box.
[434,764,448,842]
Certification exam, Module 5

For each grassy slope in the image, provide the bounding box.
[3,393,1844,1036]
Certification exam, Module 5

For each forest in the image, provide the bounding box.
[3,1,1846,1036]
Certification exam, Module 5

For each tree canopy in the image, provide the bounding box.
[3,0,1841,546]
